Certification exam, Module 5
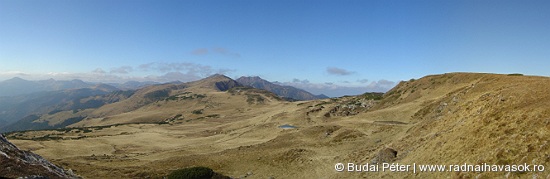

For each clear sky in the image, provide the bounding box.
[1,0,549,96]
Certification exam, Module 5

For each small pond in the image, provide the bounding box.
[278,124,297,129]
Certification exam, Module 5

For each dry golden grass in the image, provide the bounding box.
[8,73,550,178]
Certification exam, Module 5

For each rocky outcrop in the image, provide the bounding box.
[370,148,397,164]
[0,134,79,179]
[324,98,378,117]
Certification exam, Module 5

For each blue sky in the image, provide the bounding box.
[1,0,549,96]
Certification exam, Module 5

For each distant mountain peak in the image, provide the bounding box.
[91,83,120,92]
[247,76,262,79]
[44,78,56,82]
[199,74,234,82]
[5,77,28,82]
[188,74,241,91]
[240,75,261,79]
[316,94,330,99]
[236,76,326,101]
[205,74,232,80]
[237,76,268,84]
[210,73,227,77]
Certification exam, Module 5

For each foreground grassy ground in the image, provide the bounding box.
[8,73,550,178]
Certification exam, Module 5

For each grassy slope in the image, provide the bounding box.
[8,73,550,178]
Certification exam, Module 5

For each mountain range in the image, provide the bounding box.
[0,75,326,132]
[0,77,162,97]
[236,76,328,100]
[1,72,550,178]
[0,77,91,97]
[0,86,133,132]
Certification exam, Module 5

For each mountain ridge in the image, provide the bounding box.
[0,77,93,97]
[236,76,327,101]
[4,72,550,178]
[0,86,133,132]
[1,74,288,130]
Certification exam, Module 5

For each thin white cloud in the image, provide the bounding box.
[275,78,396,97]
[327,67,355,76]
[0,71,29,76]
[191,48,209,55]
[0,62,235,83]
[152,71,203,82]
[138,63,154,71]
[374,79,394,86]
[357,79,369,83]
[92,68,106,74]
[110,66,133,74]
[292,78,310,83]
[0,71,116,83]
[137,62,234,76]
[365,80,396,90]
[213,47,241,58]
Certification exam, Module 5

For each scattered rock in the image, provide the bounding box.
[370,148,397,164]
